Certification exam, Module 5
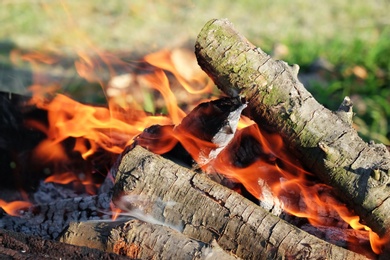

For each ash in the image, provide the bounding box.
[0,181,112,240]
[33,181,81,204]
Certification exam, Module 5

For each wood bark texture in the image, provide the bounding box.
[60,219,239,260]
[194,19,390,244]
[112,145,366,259]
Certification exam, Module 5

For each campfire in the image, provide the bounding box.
[1,19,389,259]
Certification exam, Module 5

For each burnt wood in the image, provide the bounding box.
[0,228,129,260]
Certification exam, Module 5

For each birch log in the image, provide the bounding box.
[194,19,390,251]
[111,145,366,259]
[60,219,239,260]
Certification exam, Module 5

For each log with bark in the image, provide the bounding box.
[195,18,390,253]
[60,219,239,259]
[107,145,366,259]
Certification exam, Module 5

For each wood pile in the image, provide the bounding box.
[1,19,389,259]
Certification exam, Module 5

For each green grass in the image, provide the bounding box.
[1,1,388,52]
[0,0,389,143]
[282,32,390,144]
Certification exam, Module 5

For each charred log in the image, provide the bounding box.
[0,228,128,260]
[111,145,366,259]
[195,19,390,252]
[136,96,246,166]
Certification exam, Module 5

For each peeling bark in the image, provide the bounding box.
[194,19,390,249]
[112,145,366,259]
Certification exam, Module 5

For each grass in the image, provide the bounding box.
[0,0,389,143]
[285,33,390,144]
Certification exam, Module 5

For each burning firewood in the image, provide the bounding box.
[195,18,390,255]
[108,145,365,259]
[60,219,239,259]
[0,18,386,258]
[135,96,247,168]
[172,96,246,165]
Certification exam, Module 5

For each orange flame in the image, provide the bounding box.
[110,202,122,221]
[208,123,387,254]
[22,47,211,165]
[0,199,32,216]
[17,48,212,207]
[44,171,98,195]
[27,93,172,160]
[144,49,213,95]
[140,68,187,125]
[10,47,387,255]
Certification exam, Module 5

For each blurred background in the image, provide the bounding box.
[0,0,389,143]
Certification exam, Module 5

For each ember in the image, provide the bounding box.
[0,19,388,259]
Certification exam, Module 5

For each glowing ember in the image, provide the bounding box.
[44,171,98,195]
[6,47,387,255]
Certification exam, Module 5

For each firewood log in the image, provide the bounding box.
[194,18,390,253]
[111,145,366,259]
[60,219,239,259]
